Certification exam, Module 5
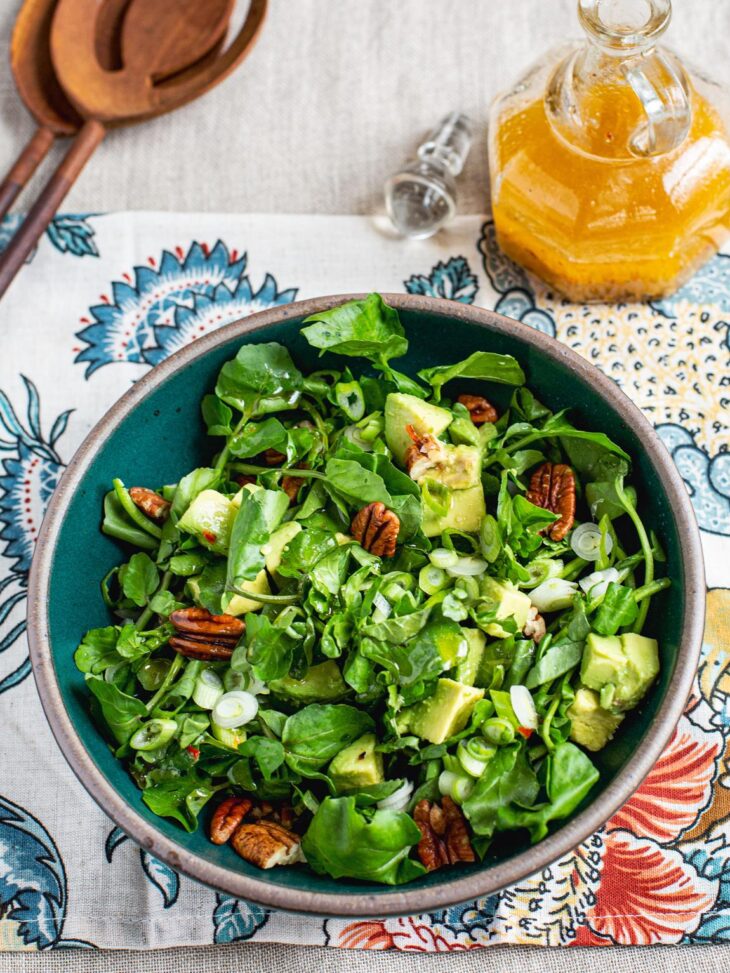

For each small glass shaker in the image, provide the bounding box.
[384,112,473,239]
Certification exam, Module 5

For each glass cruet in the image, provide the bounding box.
[488,0,730,302]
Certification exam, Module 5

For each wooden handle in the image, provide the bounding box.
[0,127,56,223]
[0,119,105,300]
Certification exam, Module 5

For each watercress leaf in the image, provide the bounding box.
[238,736,286,779]
[343,648,381,697]
[86,675,147,744]
[148,589,182,617]
[524,640,583,688]
[193,562,227,614]
[351,779,404,806]
[418,351,525,401]
[170,468,220,521]
[388,493,423,541]
[462,744,539,838]
[142,772,216,832]
[360,627,443,691]
[550,421,630,473]
[74,627,121,674]
[246,613,297,682]
[301,293,408,363]
[361,602,432,642]
[201,394,233,437]
[158,659,204,713]
[215,342,303,413]
[116,623,151,661]
[282,704,374,766]
[311,545,352,598]
[229,418,288,459]
[510,387,552,423]
[592,582,639,636]
[227,488,288,586]
[495,742,599,842]
[379,366,428,398]
[259,709,287,738]
[277,528,339,579]
[324,458,392,505]
[302,796,425,885]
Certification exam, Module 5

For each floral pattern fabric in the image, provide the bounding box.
[0,212,727,951]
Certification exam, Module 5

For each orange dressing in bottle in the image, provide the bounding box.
[489,0,730,302]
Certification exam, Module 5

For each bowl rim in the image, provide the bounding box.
[27,292,706,917]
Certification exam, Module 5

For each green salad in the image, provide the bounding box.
[75,293,669,885]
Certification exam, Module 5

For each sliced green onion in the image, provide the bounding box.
[223,668,247,693]
[479,515,501,563]
[457,738,496,777]
[192,668,224,710]
[446,555,488,578]
[372,592,392,622]
[519,558,564,590]
[455,576,480,602]
[334,380,366,421]
[419,564,448,595]
[529,577,578,612]
[482,717,516,746]
[510,685,538,731]
[137,658,172,692]
[422,479,451,517]
[429,547,459,570]
[211,721,247,749]
[130,718,178,751]
[438,769,474,804]
[571,522,614,562]
[212,690,258,729]
[465,736,498,763]
[579,566,620,599]
[376,780,414,812]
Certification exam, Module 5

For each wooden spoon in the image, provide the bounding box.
[0,0,266,298]
[0,0,232,223]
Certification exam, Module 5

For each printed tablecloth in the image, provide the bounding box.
[0,212,727,952]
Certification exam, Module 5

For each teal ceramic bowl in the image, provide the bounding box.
[28,294,704,916]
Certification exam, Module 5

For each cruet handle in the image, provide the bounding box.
[622,49,691,156]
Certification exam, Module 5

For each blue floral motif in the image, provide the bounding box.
[404,256,478,304]
[656,424,730,536]
[0,795,93,949]
[105,826,180,909]
[144,273,298,366]
[212,894,269,943]
[74,241,297,376]
[0,214,98,263]
[46,215,99,258]
[0,378,69,693]
[477,221,557,336]
[652,253,730,324]
[683,832,730,943]
[429,895,499,941]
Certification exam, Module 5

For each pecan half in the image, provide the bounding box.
[457,394,498,425]
[281,474,305,504]
[523,605,546,643]
[526,462,576,541]
[350,501,400,557]
[231,820,304,869]
[235,474,257,488]
[210,796,253,845]
[260,448,287,466]
[129,487,170,523]
[413,798,475,872]
[169,607,244,661]
[403,424,439,474]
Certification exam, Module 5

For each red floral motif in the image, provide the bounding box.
[607,717,722,843]
[583,830,718,945]
[337,921,393,950]
[336,917,475,951]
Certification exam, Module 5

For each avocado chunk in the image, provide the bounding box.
[177,489,235,554]
[384,392,452,464]
[269,660,348,702]
[396,678,484,744]
[186,571,269,616]
[455,628,487,686]
[477,578,532,639]
[581,632,660,712]
[262,522,302,582]
[423,483,486,536]
[329,733,384,791]
[568,687,624,752]
[411,443,482,490]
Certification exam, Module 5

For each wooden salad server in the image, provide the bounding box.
[0,0,267,299]
[0,0,132,221]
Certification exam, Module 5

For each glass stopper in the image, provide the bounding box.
[384,112,474,239]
